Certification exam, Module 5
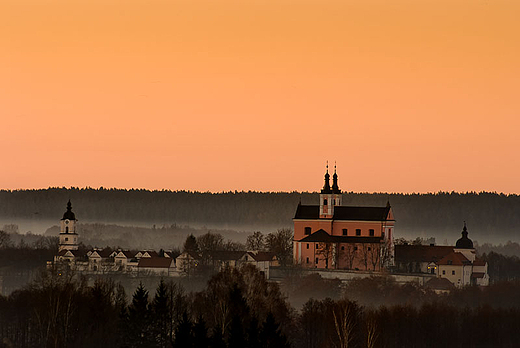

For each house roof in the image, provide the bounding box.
[473,258,486,266]
[115,250,135,258]
[471,272,485,279]
[138,257,174,268]
[395,245,454,263]
[90,249,113,258]
[247,251,276,262]
[209,250,247,261]
[294,205,392,221]
[424,277,455,290]
[142,251,159,258]
[57,249,71,256]
[178,251,201,260]
[437,251,471,266]
[297,229,382,244]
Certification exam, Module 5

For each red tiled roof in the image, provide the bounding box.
[57,249,70,256]
[437,251,470,266]
[395,245,454,263]
[138,258,174,268]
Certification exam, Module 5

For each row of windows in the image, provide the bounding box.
[305,243,366,251]
[304,227,377,236]
[322,199,340,205]
[441,270,456,276]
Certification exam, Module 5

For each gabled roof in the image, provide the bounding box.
[294,204,392,221]
[297,229,382,244]
[115,250,135,258]
[424,277,455,290]
[138,257,174,268]
[142,251,159,258]
[57,249,72,257]
[209,250,247,261]
[89,249,113,258]
[437,251,471,266]
[395,245,454,263]
[247,251,276,262]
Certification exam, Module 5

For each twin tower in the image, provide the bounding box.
[319,164,342,218]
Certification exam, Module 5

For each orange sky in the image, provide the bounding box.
[2,0,519,193]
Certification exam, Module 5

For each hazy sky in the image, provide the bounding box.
[2,0,519,193]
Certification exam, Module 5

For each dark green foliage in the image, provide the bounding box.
[173,311,193,348]
[193,315,210,348]
[151,279,171,348]
[127,282,153,347]
[183,234,199,254]
[260,312,290,348]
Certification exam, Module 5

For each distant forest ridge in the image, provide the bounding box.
[1,188,520,243]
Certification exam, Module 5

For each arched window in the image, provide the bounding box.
[323,199,328,205]
[65,226,69,233]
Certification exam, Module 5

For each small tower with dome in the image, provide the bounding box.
[454,222,476,262]
[59,200,79,251]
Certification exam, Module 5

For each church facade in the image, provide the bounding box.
[293,166,395,271]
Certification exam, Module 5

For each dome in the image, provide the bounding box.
[62,200,76,220]
[455,223,473,249]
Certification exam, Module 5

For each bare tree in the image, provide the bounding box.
[316,242,333,269]
[246,231,265,251]
[266,228,293,267]
[0,230,12,249]
[332,300,357,348]
[339,243,357,270]
[368,243,381,271]
[360,244,370,271]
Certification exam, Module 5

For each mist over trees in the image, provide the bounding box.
[2,188,520,243]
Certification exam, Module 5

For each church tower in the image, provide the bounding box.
[320,163,335,218]
[59,200,79,251]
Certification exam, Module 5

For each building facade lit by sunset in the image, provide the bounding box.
[293,166,395,270]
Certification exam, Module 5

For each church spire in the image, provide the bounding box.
[331,162,341,194]
[321,162,332,194]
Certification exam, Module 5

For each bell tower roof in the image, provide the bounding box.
[331,163,341,194]
[321,163,332,194]
[61,200,76,220]
[455,222,474,249]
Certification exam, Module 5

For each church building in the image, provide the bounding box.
[293,166,395,271]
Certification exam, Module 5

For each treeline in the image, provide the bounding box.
[2,188,520,241]
[3,267,520,348]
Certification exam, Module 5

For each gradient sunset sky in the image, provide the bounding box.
[2,0,519,193]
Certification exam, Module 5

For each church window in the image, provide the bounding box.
[369,229,374,236]
[315,257,319,264]
[342,229,348,236]
[452,270,455,275]
[341,246,345,250]
[306,257,309,263]
[368,247,371,251]
[442,270,446,275]
[304,227,311,235]
[356,229,361,236]
[323,199,328,205]
[66,227,69,233]
[306,243,309,249]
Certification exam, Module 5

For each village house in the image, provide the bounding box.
[395,223,489,288]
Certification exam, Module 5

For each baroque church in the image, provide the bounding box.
[293,166,395,271]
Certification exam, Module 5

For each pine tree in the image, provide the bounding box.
[151,279,171,348]
[210,326,227,348]
[193,315,210,348]
[127,282,152,348]
[260,312,289,348]
[173,311,193,348]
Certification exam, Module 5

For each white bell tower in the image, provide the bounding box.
[59,200,79,251]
